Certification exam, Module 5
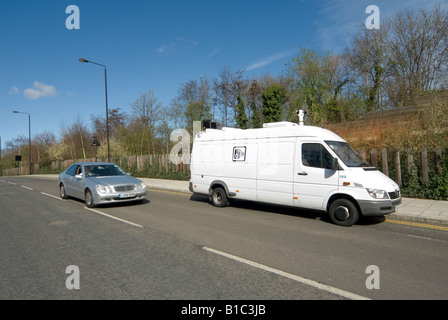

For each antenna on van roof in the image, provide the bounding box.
[297,109,306,126]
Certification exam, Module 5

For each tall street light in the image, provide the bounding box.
[12,110,32,175]
[79,58,110,162]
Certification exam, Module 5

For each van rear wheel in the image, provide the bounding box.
[210,187,229,207]
[329,199,359,226]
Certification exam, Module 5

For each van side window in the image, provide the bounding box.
[302,143,333,169]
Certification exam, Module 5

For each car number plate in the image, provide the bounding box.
[119,193,135,198]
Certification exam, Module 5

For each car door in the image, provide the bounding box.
[71,165,86,199]
[63,164,77,196]
[293,140,339,210]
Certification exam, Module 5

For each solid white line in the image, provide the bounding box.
[203,247,371,300]
[21,185,34,191]
[41,192,65,201]
[85,207,143,228]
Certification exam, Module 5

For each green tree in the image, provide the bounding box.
[262,83,286,123]
[286,48,349,125]
[235,95,248,129]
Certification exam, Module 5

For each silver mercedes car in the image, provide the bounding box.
[59,162,147,208]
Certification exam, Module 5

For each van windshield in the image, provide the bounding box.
[325,141,370,167]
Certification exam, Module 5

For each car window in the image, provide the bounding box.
[302,143,333,169]
[75,165,82,176]
[66,165,77,176]
[85,165,126,177]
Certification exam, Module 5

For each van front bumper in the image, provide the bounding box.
[358,198,402,216]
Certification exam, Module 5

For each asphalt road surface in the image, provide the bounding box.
[1,176,447,302]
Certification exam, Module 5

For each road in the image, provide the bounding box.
[1,176,447,302]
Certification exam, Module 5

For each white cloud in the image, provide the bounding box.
[245,48,297,71]
[157,38,199,54]
[206,49,221,59]
[314,0,448,52]
[9,85,19,95]
[24,81,57,100]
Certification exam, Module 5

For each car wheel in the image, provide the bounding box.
[85,189,95,208]
[329,199,359,227]
[60,183,69,199]
[210,187,229,207]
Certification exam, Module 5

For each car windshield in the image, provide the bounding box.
[84,164,127,177]
[325,141,370,167]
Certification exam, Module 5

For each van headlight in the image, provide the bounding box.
[96,184,113,194]
[366,188,389,199]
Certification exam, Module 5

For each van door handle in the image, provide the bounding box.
[298,172,308,176]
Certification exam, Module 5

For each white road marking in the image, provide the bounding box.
[7,182,16,185]
[41,192,65,201]
[85,207,143,228]
[203,247,371,300]
[21,185,34,191]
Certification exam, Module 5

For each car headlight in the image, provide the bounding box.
[136,182,146,191]
[96,184,114,194]
[366,188,389,199]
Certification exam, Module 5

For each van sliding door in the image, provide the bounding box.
[256,138,295,206]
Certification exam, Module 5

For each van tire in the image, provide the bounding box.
[210,187,229,207]
[329,199,359,226]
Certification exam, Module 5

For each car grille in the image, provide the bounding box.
[388,190,401,199]
[114,185,135,192]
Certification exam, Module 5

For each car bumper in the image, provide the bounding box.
[93,190,147,205]
[358,198,402,216]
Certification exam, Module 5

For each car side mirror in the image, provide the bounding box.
[75,174,83,179]
[331,158,339,171]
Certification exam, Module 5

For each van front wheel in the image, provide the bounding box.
[210,187,229,207]
[329,199,359,226]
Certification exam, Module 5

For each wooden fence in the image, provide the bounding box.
[1,149,445,186]
[1,155,190,180]
[360,148,444,186]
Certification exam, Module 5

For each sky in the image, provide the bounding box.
[1,0,446,151]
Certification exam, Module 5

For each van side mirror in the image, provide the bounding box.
[331,158,339,171]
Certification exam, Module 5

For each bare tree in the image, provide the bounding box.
[213,66,248,127]
[130,90,162,154]
[345,21,392,111]
[387,5,448,105]
[169,77,212,131]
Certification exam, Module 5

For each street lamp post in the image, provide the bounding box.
[12,111,32,175]
[79,58,110,162]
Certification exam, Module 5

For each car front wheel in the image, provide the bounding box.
[85,189,95,208]
[60,183,69,199]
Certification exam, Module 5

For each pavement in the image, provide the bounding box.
[10,174,448,226]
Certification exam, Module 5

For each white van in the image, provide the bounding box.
[189,117,401,226]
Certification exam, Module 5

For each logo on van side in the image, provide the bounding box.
[233,147,246,162]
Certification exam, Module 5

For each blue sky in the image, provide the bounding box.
[1,0,446,150]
